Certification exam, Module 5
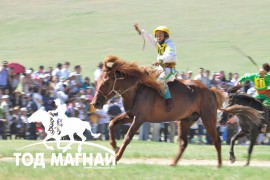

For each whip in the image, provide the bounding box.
[231,45,259,70]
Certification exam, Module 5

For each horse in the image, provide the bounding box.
[220,104,266,166]
[28,108,100,152]
[92,55,225,167]
[220,87,270,165]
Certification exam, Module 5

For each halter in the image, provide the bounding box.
[96,73,133,100]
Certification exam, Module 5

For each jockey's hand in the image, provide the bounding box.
[152,60,161,66]
[133,23,141,35]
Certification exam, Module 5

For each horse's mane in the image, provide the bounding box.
[223,105,263,126]
[103,55,163,93]
[234,93,263,105]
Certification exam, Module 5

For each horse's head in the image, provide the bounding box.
[92,55,163,109]
[92,56,126,109]
[219,109,234,125]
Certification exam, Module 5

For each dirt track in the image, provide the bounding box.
[1,157,270,167]
[119,158,270,167]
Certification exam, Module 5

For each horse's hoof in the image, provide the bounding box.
[230,157,236,164]
[115,154,121,162]
[169,163,176,167]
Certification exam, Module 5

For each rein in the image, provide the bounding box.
[96,73,134,100]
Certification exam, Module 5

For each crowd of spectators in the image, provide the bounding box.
[0,61,269,145]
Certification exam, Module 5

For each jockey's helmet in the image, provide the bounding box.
[153,26,170,37]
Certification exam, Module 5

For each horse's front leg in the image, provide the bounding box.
[109,113,133,152]
[229,130,247,163]
[115,116,143,161]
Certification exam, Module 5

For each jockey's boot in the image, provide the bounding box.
[165,98,174,112]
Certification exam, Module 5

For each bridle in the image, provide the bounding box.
[96,72,133,100]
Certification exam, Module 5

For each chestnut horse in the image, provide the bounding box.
[92,55,225,167]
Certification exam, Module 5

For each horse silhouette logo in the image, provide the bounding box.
[27,99,100,153]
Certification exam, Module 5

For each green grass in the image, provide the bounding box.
[1,140,270,179]
[1,0,270,81]
[1,140,270,160]
[1,162,270,180]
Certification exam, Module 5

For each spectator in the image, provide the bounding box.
[33,65,45,78]
[96,108,110,140]
[32,86,43,109]
[194,67,211,88]
[9,106,21,139]
[60,61,70,80]
[139,122,150,141]
[94,62,103,82]
[22,70,34,94]
[20,107,29,138]
[177,71,186,80]
[46,66,53,76]
[186,71,193,80]
[107,99,122,140]
[0,95,11,129]
[231,73,239,85]
[0,61,9,91]
[52,63,62,78]
[11,90,22,107]
[85,86,95,101]
[82,77,91,89]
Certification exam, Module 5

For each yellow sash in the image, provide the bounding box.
[157,43,166,55]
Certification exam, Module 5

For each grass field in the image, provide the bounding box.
[1,0,270,80]
[0,140,270,180]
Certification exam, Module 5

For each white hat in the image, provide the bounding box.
[2,95,9,99]
[80,95,87,100]
[20,107,27,111]
[69,72,76,78]
[26,69,32,74]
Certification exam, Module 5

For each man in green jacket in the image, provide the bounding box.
[237,63,270,132]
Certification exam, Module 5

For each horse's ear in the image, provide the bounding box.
[106,62,114,68]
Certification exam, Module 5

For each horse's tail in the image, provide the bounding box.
[221,105,264,126]
[84,122,101,138]
[210,87,226,109]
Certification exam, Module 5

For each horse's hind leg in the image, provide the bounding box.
[115,116,143,161]
[109,113,133,152]
[202,118,222,167]
[246,130,259,166]
[229,130,247,163]
[170,119,194,166]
